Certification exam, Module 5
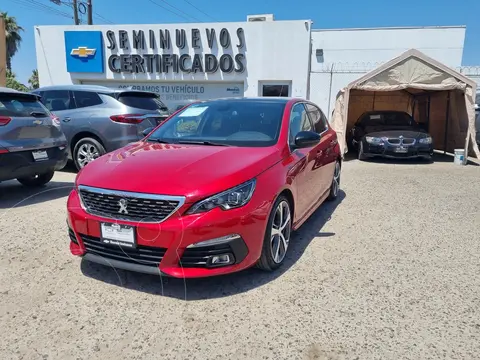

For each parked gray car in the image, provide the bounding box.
[32,85,171,170]
[0,87,68,186]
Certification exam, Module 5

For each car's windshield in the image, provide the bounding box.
[146,100,286,147]
[360,112,415,127]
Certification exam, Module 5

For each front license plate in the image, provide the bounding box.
[32,150,48,161]
[100,223,135,248]
[394,147,408,153]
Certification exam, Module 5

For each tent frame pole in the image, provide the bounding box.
[427,95,431,132]
[443,91,451,155]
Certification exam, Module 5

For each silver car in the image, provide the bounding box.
[32,85,171,170]
[0,87,68,186]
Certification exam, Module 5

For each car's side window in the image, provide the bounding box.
[73,91,103,109]
[289,103,313,145]
[305,103,328,134]
[42,90,74,111]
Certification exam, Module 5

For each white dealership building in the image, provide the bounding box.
[35,14,474,112]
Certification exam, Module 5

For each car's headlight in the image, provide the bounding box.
[365,136,384,144]
[186,179,256,214]
[419,136,432,144]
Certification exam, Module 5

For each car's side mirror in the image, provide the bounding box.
[294,131,321,149]
[142,127,154,137]
[160,106,168,112]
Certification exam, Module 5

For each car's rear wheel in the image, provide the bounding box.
[17,170,54,187]
[327,160,341,201]
[73,137,106,170]
[257,195,292,271]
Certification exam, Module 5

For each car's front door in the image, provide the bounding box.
[305,103,335,197]
[288,102,324,220]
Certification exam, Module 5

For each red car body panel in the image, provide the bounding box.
[68,98,341,278]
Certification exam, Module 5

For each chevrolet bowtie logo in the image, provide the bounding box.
[71,47,96,58]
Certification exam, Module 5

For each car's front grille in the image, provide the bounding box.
[80,233,167,267]
[78,186,185,223]
[386,137,416,145]
[387,138,401,145]
[180,244,235,268]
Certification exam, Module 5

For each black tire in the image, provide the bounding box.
[17,170,54,187]
[73,137,106,171]
[358,141,366,161]
[257,195,292,272]
[327,160,341,201]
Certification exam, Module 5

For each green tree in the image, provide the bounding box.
[6,69,28,92]
[28,69,39,89]
[0,12,24,71]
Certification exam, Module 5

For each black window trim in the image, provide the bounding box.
[304,102,329,136]
[71,90,104,109]
[288,101,315,150]
[41,89,76,111]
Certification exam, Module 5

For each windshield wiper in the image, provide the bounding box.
[146,138,171,144]
[30,111,47,117]
[177,140,229,146]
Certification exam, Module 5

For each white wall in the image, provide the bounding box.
[309,26,467,114]
[35,20,311,101]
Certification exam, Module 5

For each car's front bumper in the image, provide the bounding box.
[67,188,272,278]
[0,146,68,182]
[362,141,433,159]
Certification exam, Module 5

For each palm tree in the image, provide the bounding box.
[28,69,39,89]
[0,12,24,71]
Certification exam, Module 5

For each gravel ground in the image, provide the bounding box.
[1,156,480,360]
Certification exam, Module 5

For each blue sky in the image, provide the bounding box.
[2,0,480,84]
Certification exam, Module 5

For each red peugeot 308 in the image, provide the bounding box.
[67,98,341,278]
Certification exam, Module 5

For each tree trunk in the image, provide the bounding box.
[6,56,11,72]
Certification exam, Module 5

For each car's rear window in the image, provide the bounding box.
[116,93,167,110]
[0,95,49,118]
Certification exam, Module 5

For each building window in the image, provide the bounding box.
[259,81,291,97]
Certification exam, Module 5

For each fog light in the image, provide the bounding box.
[207,253,235,267]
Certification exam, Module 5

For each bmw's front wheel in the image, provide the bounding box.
[257,195,292,271]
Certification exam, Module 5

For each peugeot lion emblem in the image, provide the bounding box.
[118,199,128,214]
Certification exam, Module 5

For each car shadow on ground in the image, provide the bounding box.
[0,180,74,209]
[343,150,479,166]
[80,190,346,301]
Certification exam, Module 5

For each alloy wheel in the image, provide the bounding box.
[77,142,100,168]
[270,200,292,264]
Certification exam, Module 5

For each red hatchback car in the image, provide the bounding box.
[67,98,341,278]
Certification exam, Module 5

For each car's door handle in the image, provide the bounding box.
[62,117,71,123]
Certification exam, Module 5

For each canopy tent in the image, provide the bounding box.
[330,49,480,162]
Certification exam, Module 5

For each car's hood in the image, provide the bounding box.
[365,129,429,139]
[76,141,281,202]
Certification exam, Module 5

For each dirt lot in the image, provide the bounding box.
[1,157,480,360]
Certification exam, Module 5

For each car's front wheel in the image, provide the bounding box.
[358,141,366,161]
[73,137,106,170]
[17,171,54,187]
[257,195,292,271]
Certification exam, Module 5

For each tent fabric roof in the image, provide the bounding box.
[348,49,476,91]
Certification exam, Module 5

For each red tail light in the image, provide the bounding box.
[110,114,144,124]
[0,148,9,154]
[0,116,12,126]
[50,113,61,126]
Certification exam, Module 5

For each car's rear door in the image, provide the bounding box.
[40,90,77,144]
[0,91,66,157]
